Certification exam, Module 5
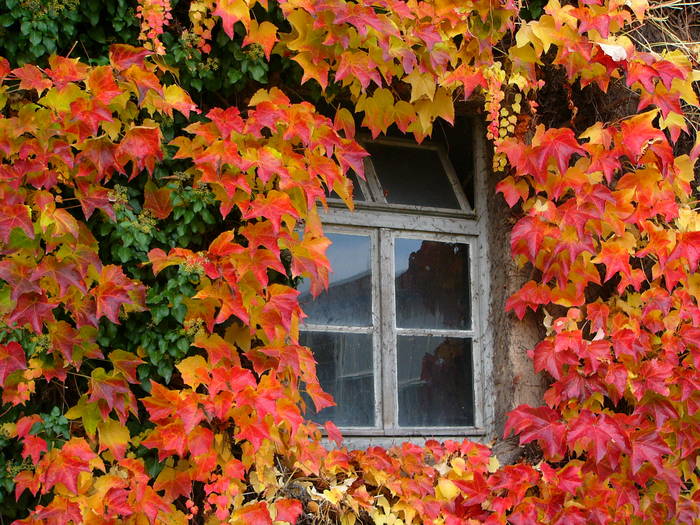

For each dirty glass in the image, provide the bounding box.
[301,332,374,427]
[365,142,461,209]
[299,233,372,326]
[394,239,471,329]
[397,336,473,427]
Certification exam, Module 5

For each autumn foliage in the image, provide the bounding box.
[0,0,698,523]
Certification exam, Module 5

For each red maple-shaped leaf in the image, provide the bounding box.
[88,367,134,421]
[530,339,579,380]
[619,110,665,159]
[16,415,47,464]
[504,405,567,459]
[143,181,173,219]
[630,428,671,474]
[274,499,303,524]
[0,204,34,243]
[116,126,163,178]
[505,281,552,319]
[11,64,52,92]
[93,265,145,323]
[531,126,586,179]
[214,0,250,39]
[86,66,123,104]
[46,55,88,88]
[39,438,101,494]
[235,502,273,525]
[0,341,27,386]
[7,293,55,334]
[109,349,145,383]
[567,410,629,464]
[108,44,152,71]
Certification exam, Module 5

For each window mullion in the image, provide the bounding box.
[378,228,397,432]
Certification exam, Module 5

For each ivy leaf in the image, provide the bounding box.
[273,499,303,525]
[7,293,55,334]
[109,349,145,383]
[214,0,250,39]
[116,126,163,178]
[242,20,278,60]
[93,265,144,324]
[0,342,27,386]
[504,405,567,459]
[108,44,152,71]
[0,204,34,243]
[40,438,103,494]
[97,418,130,460]
[531,126,586,178]
[143,181,173,220]
[630,428,671,474]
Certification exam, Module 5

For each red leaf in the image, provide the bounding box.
[531,126,586,178]
[143,181,173,219]
[94,265,144,324]
[504,405,567,459]
[108,44,152,71]
[214,0,251,39]
[46,55,88,88]
[530,339,579,380]
[116,126,163,178]
[7,293,55,334]
[0,342,26,386]
[11,64,52,92]
[567,410,628,464]
[274,499,303,524]
[630,428,671,474]
[86,66,122,104]
[41,438,101,493]
[0,204,34,243]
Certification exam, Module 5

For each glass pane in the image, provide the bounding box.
[397,336,473,427]
[364,142,461,209]
[299,233,372,326]
[301,331,374,427]
[395,239,471,329]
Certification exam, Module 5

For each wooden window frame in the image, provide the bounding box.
[303,124,494,444]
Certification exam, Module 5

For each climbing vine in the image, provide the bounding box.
[0,0,698,523]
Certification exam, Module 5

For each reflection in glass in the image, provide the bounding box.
[397,336,473,427]
[301,331,374,427]
[395,239,470,329]
[299,233,372,326]
[364,142,461,209]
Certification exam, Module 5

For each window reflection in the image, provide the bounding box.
[395,239,471,330]
[298,233,372,326]
[301,332,374,427]
[397,336,474,427]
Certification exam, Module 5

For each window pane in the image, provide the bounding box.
[299,233,372,326]
[397,336,473,427]
[364,142,461,209]
[301,331,374,427]
[395,239,471,329]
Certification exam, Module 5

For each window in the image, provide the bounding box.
[299,123,490,440]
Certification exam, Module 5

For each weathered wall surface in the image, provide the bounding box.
[479,131,547,461]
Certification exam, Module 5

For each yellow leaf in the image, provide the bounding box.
[530,16,560,54]
[176,355,209,388]
[405,69,436,102]
[437,478,459,500]
[98,418,130,460]
[243,20,278,60]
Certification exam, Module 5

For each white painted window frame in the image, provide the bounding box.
[304,122,494,445]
